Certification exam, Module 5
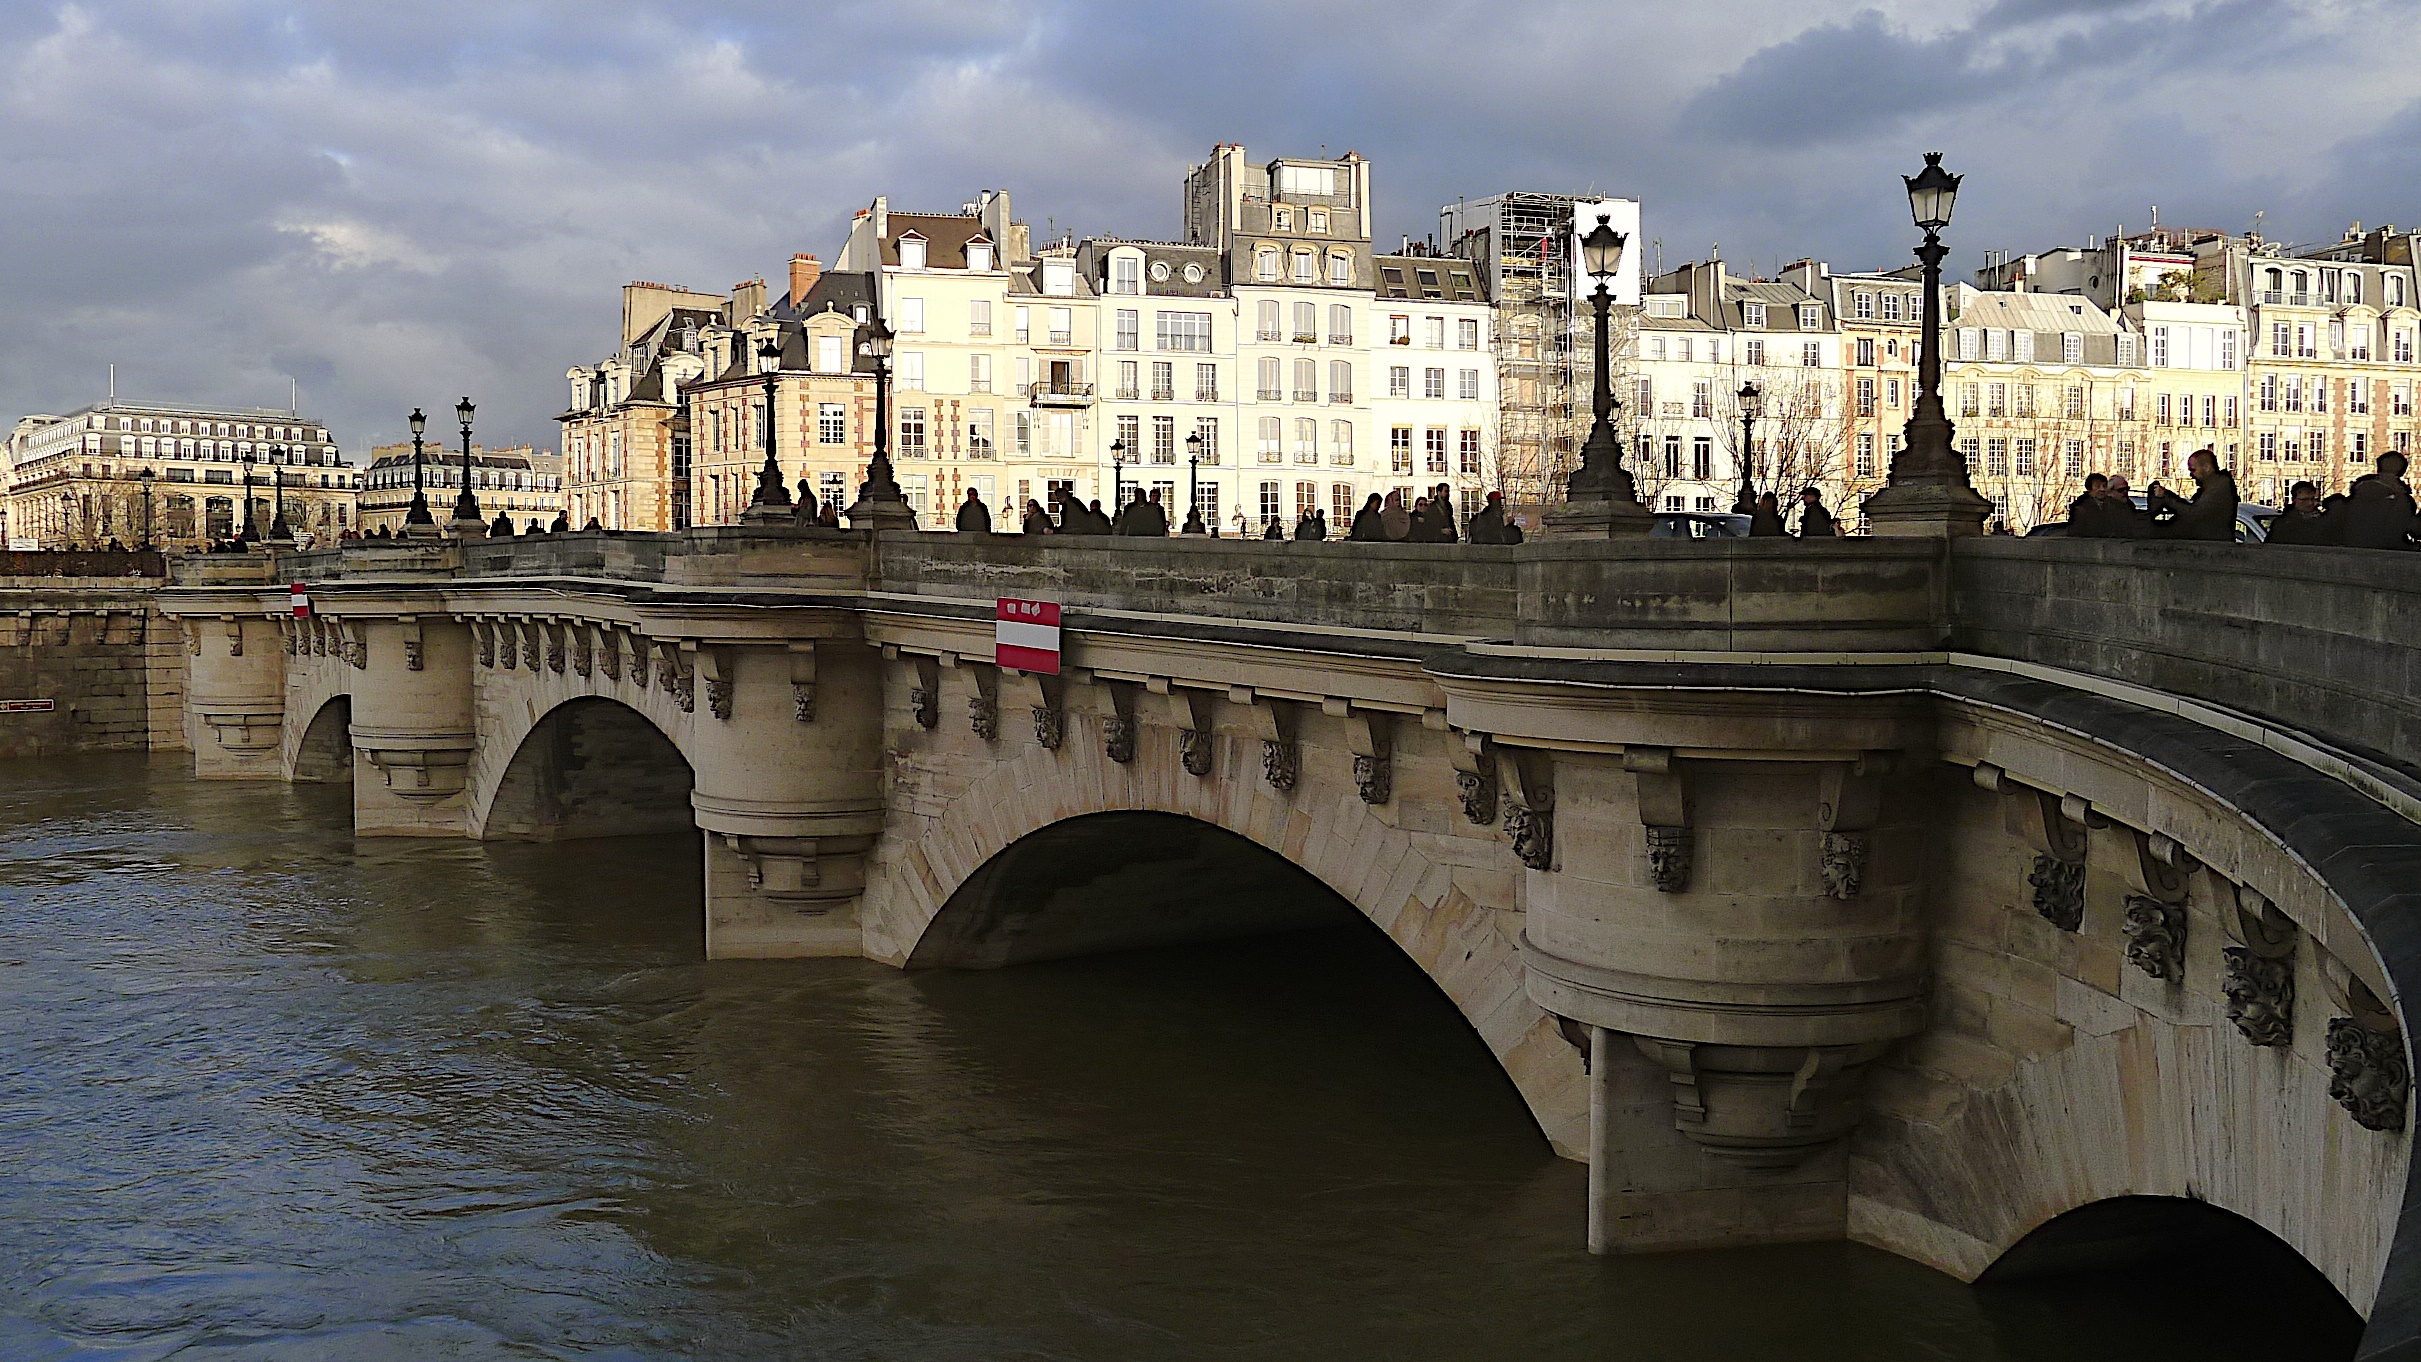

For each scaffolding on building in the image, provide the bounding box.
[1445,192,1591,508]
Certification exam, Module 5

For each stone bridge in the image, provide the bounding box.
[158,528,2421,1357]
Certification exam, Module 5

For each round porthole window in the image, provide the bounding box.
[1149,261,1170,282]
[1183,263,1204,284]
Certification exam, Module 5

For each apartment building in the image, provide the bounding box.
[1782,261,1922,513]
[681,260,880,525]
[359,444,560,536]
[1077,238,1236,528]
[4,399,353,549]
[1942,288,2156,532]
[561,280,724,531]
[1368,252,1496,527]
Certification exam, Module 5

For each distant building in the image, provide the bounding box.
[2,399,353,550]
[682,257,879,526]
[359,443,560,536]
[561,281,727,531]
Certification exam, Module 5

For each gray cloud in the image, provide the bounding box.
[0,0,2411,457]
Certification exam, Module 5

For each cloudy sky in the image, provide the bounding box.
[1,0,2414,454]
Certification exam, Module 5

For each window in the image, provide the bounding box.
[1678,338,1693,363]
[2014,330,2034,363]
[2259,374,2278,412]
[1274,207,1294,231]
[2313,432,2329,463]
[2015,438,2037,478]
[1390,426,1413,473]
[1456,318,1479,350]
[2352,380,2372,415]
[2157,393,2172,425]
[1856,337,1876,367]
[966,242,992,272]
[1796,341,1818,368]
[2259,431,2278,461]
[1854,376,1875,416]
[1152,415,1176,463]
[970,353,992,392]
[900,297,925,333]
[1329,422,1353,466]
[899,237,926,269]
[2118,386,2136,420]
[1294,301,1317,341]
[2064,439,2085,476]
[1423,367,1445,399]
[1257,300,1282,341]
[1259,357,1283,400]
[2224,395,2239,425]
[1048,307,1071,346]
[1117,360,1140,401]
[1692,380,1711,419]
[2330,319,2346,355]
[1424,427,1448,474]
[1113,256,1139,295]
[1424,317,1445,349]
[900,407,927,454]
[1197,363,1219,402]
[1259,480,1281,527]
[1691,437,1712,481]
[1958,328,1979,361]
[816,335,845,373]
[1152,361,1174,401]
[970,409,996,459]
[2316,377,2330,414]
[818,403,845,444]
[1258,416,1283,463]
[1795,303,1819,330]
[1388,315,1411,345]
[1328,254,1352,286]
[2354,431,2370,463]
[1325,304,1354,346]
[1854,291,1874,320]
[1742,302,1767,328]
[2399,331,2417,365]
[1888,378,1903,408]
[1116,309,1139,351]
[1881,292,1903,322]
[900,351,925,390]
[1294,418,1317,463]
[1459,429,1481,476]
[1014,307,1029,343]
[1986,438,2009,476]
[2220,331,2237,369]
[1987,383,2007,417]
[1745,339,1765,367]
[1330,360,1354,403]
[1293,359,1318,403]
[1308,209,1328,233]
[1196,417,1220,465]
[1292,251,1315,284]
[1635,378,1653,411]
[2285,376,2303,413]
[1458,369,1480,400]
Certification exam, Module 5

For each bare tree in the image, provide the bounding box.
[1714,362,1847,513]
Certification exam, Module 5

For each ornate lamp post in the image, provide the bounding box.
[405,407,436,532]
[449,396,485,533]
[238,451,259,544]
[58,491,75,549]
[137,468,155,549]
[1546,213,1653,537]
[841,313,915,530]
[1187,430,1206,529]
[745,333,795,520]
[1862,151,1990,537]
[1110,438,1129,510]
[1731,381,1762,514]
[267,445,293,542]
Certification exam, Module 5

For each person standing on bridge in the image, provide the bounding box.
[1022,499,1055,536]
[1348,493,1385,541]
[954,488,992,534]
[1796,487,1837,538]
[2146,448,2238,541]
[2341,451,2416,550]
[792,477,820,526]
[1749,491,1786,537]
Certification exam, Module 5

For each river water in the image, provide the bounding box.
[0,754,2351,1360]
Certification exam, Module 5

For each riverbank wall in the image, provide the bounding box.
[0,568,188,760]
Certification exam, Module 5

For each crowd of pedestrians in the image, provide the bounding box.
[995,482,1533,545]
[2061,444,2418,548]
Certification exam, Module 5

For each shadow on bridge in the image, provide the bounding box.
[1979,1194,2361,1357]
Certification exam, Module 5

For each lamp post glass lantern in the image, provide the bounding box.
[452,397,482,525]
[1111,438,1129,508]
[137,468,155,549]
[239,452,258,543]
[268,444,292,542]
[1562,213,1641,507]
[406,407,434,527]
[747,335,793,515]
[1863,150,1989,535]
[843,313,908,526]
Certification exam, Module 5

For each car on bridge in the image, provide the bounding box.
[2023,494,2280,543]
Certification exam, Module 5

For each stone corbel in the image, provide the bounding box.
[1153,685,1216,777]
[2220,885,2297,1047]
[1627,746,1691,892]
[1330,701,1393,805]
[657,640,692,712]
[787,643,816,722]
[964,662,1000,742]
[495,619,518,670]
[343,620,369,670]
[1451,733,1499,826]
[472,620,495,669]
[2120,829,2198,982]
[400,616,425,672]
[1500,748,1555,871]
[570,623,592,678]
[719,833,836,910]
[1233,688,1298,792]
[184,620,202,656]
[1816,753,1889,900]
[278,617,297,655]
[600,628,625,683]
[1102,680,1138,763]
[520,620,542,671]
[701,646,735,721]
[545,621,567,675]
[1020,670,1065,750]
[222,616,243,657]
[906,655,940,730]
[2021,790,2092,931]
[2322,970,2410,1132]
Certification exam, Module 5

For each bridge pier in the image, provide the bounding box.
[688,638,886,959]
[186,615,285,779]
[347,617,477,836]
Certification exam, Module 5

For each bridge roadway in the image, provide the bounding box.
[159,528,2421,1356]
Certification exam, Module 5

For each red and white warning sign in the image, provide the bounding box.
[995,597,1060,674]
[290,583,311,619]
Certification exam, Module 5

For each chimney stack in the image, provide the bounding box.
[789,253,822,306]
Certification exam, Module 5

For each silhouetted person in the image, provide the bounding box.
[792,478,819,525]
[1797,488,1836,538]
[1349,493,1385,541]
[490,510,517,536]
[2342,451,2416,549]
[1022,499,1055,536]
[955,487,992,533]
[1262,517,1285,540]
[584,517,603,531]
[1381,490,1411,541]
[2265,480,2333,546]
[550,511,571,534]
[1466,491,1509,544]
[2145,448,2238,541]
[2099,476,2145,539]
[1749,491,1786,536]
[2067,472,2109,537]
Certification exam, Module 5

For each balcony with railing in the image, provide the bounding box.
[1292,388,1318,403]
[1196,382,1219,403]
[1152,383,1175,401]
[1027,380,1095,407]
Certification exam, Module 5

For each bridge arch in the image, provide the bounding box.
[862,720,1586,1155]
[288,695,352,784]
[477,695,696,842]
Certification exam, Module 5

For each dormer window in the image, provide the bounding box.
[1274,207,1294,231]
[966,239,993,272]
[1309,209,1328,233]
[1113,254,1140,295]
[1292,251,1315,283]
[1798,304,1821,329]
[1042,261,1074,297]
[899,235,927,270]
[1328,253,1352,286]
[1256,249,1280,282]
[1742,302,1767,328]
